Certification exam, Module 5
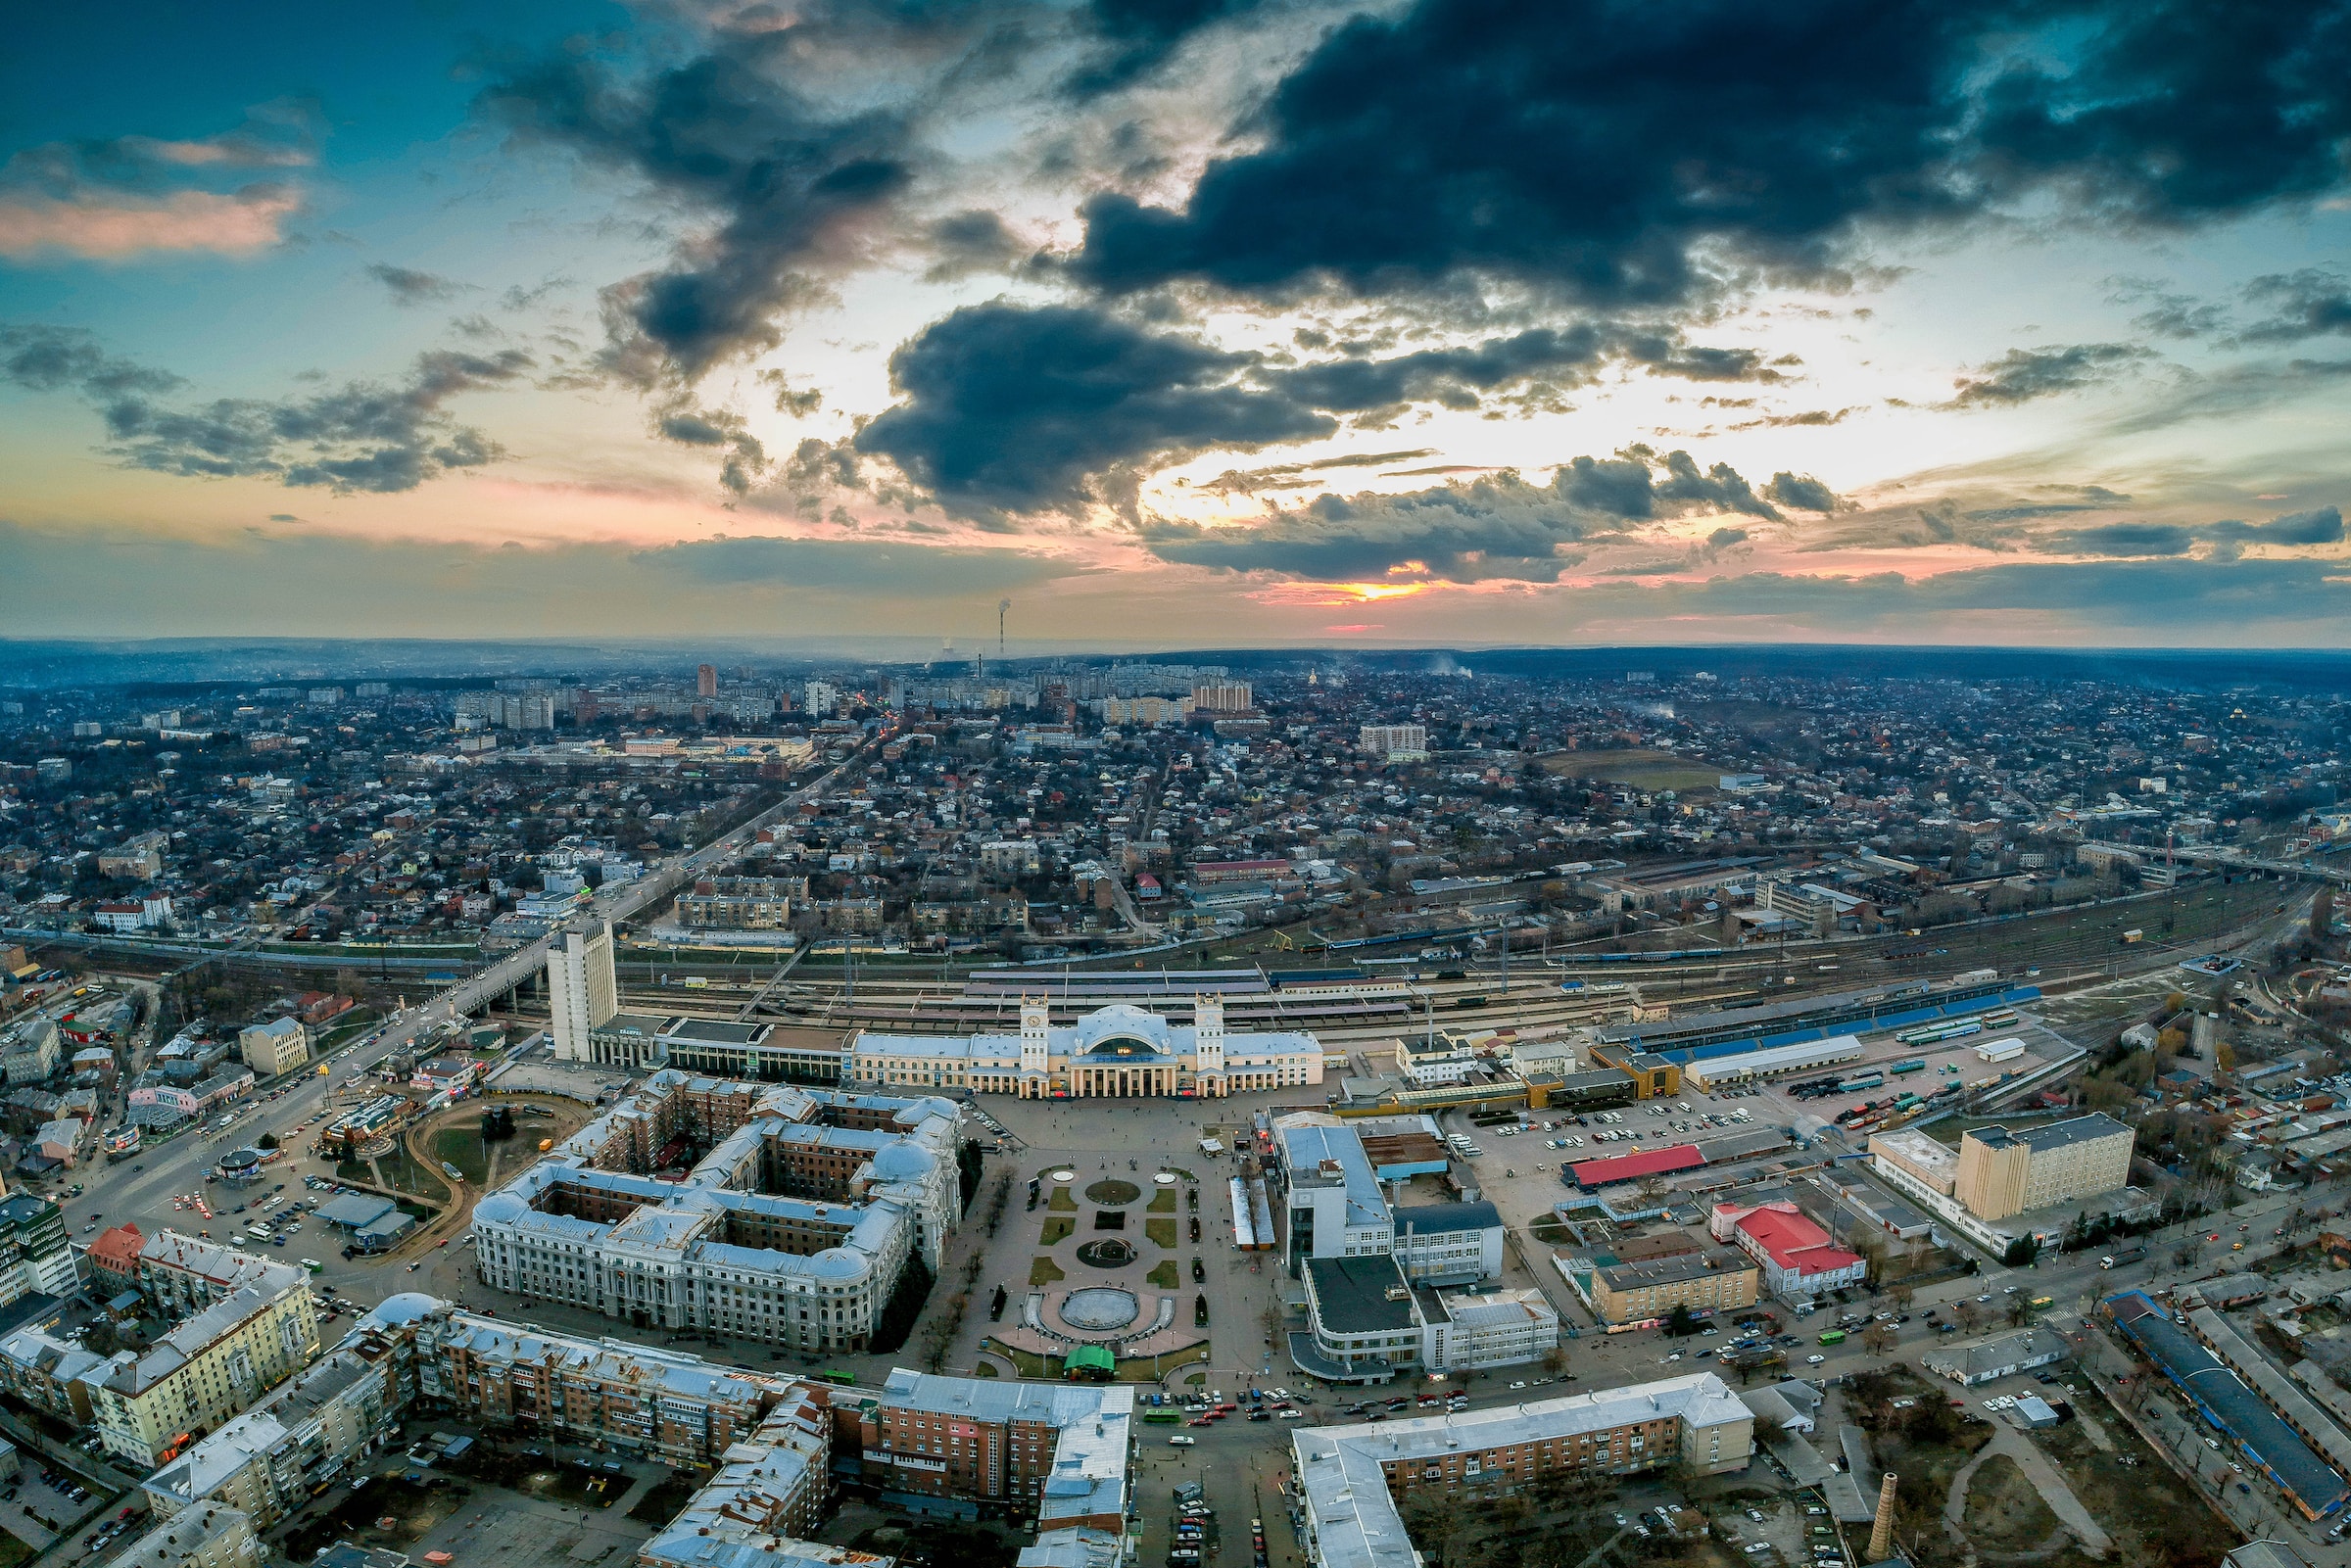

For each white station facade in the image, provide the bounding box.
[850,999,1324,1099]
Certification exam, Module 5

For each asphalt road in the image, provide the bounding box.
[53,756,860,1305]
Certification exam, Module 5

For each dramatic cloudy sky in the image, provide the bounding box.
[7,0,2351,646]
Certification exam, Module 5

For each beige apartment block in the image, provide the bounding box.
[238,1018,310,1078]
[1953,1115,2134,1221]
[85,1274,320,1466]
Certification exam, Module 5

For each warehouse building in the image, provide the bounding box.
[2105,1291,2349,1521]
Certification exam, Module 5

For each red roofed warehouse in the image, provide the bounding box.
[1711,1200,1864,1301]
[1567,1143,1706,1191]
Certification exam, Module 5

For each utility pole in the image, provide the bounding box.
[999,599,1011,662]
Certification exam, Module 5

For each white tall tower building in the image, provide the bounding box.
[549,921,618,1061]
[1193,996,1225,1081]
[1020,996,1050,1082]
[804,680,840,718]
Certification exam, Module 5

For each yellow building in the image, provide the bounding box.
[1561,1246,1760,1326]
[1953,1115,2135,1222]
[85,1272,320,1465]
[237,1018,310,1078]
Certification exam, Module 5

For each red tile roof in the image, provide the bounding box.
[88,1223,145,1274]
[1736,1207,1862,1275]
[1567,1143,1706,1190]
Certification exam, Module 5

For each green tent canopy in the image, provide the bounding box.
[1063,1345,1115,1380]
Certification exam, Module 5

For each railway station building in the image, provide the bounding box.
[849,998,1322,1098]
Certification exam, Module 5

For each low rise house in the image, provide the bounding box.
[1922,1326,2070,1387]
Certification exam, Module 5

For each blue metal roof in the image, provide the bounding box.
[2107,1291,2349,1518]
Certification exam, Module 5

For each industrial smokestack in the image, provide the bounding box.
[1867,1472,1897,1561]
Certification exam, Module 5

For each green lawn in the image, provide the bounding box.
[1047,1187,1078,1212]
[426,1124,490,1185]
[1148,1189,1176,1212]
[1040,1215,1075,1245]
[1147,1260,1179,1289]
[1145,1217,1177,1249]
[1030,1256,1066,1287]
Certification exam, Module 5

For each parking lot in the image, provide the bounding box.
[0,1450,135,1565]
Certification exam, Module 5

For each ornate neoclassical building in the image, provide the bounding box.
[851,999,1324,1098]
[469,1070,959,1350]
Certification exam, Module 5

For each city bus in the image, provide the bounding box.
[1817,1329,1847,1346]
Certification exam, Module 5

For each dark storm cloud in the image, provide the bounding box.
[854,302,1335,516]
[1140,473,1595,581]
[1270,325,1616,412]
[1616,557,2351,636]
[1065,0,1265,98]
[856,302,1802,515]
[365,263,467,307]
[2044,521,2196,556]
[1200,448,1437,496]
[921,209,1032,283]
[2238,269,2351,343]
[2039,505,2341,559]
[1136,447,1818,580]
[1650,450,1785,521]
[0,323,183,400]
[1966,503,2105,523]
[1068,0,2351,306]
[1948,343,2148,406]
[2203,505,2345,546]
[1764,472,1839,512]
[479,39,925,387]
[655,404,770,495]
[2,101,318,190]
[0,323,529,494]
[2104,276,2228,340]
[2099,356,2351,434]
[637,533,1083,594]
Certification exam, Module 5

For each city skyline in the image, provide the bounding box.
[6,0,2351,645]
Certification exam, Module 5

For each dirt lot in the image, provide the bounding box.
[281,1477,471,1561]
[2036,1414,2240,1568]
[1960,1453,2062,1550]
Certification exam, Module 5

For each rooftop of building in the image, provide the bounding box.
[145,1349,382,1504]
[96,1278,311,1398]
[657,1017,775,1047]
[109,1505,255,1568]
[1281,1123,1387,1228]
[1583,1246,1756,1292]
[1732,1208,1862,1274]
[1304,1255,1419,1336]
[1967,1114,2131,1154]
[1391,1200,1501,1237]
[1292,1372,1751,1568]
[1919,1326,2070,1381]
